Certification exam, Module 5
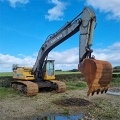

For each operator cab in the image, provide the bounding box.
[44,60,55,80]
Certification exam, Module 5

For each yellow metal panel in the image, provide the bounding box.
[44,72,55,80]
[13,67,35,81]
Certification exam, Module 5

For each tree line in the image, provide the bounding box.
[55,66,120,73]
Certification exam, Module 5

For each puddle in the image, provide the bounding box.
[33,114,84,120]
[107,91,120,96]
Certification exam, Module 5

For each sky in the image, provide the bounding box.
[0,0,120,72]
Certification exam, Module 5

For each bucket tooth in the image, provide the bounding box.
[105,88,108,93]
[97,89,100,94]
[101,90,104,94]
[91,91,95,96]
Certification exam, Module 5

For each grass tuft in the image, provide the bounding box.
[0,87,19,99]
[66,81,87,90]
[110,78,120,86]
[90,99,120,120]
[62,108,70,115]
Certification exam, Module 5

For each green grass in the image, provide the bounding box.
[0,78,119,99]
[0,72,12,77]
[66,81,87,90]
[0,87,19,99]
[0,71,80,76]
[0,71,119,76]
[62,108,70,115]
[55,71,80,75]
[65,78,120,91]
[110,78,120,86]
[89,99,120,120]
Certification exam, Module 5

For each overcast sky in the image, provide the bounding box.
[0,0,120,72]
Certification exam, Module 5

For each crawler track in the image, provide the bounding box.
[52,80,66,93]
[11,80,66,96]
[11,81,38,96]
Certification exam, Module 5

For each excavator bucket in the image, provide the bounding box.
[78,59,113,96]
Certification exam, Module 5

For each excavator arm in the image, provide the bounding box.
[33,7,96,79]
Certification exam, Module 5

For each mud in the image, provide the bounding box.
[53,98,92,107]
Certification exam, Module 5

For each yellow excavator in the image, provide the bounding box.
[11,7,113,96]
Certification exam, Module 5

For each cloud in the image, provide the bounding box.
[0,0,29,7]
[48,42,120,69]
[45,0,67,21]
[48,48,79,70]
[48,48,78,64]
[93,42,120,67]
[0,42,120,72]
[86,0,120,20]
[0,53,36,72]
[0,48,78,72]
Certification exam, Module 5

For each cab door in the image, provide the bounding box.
[44,60,55,80]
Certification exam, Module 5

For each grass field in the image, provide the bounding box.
[0,71,80,76]
[0,78,120,99]
[55,71,80,75]
[0,72,13,76]
[0,87,19,99]
[66,81,87,90]
[111,78,120,86]
[0,71,120,76]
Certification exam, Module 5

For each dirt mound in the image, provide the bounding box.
[53,98,92,107]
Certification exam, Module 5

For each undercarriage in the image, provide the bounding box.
[11,80,66,96]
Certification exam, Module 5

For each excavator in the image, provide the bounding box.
[11,7,113,96]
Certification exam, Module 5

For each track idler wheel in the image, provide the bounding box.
[78,58,113,96]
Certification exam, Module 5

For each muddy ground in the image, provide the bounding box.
[0,87,120,120]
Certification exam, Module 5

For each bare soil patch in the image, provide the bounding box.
[53,98,92,107]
